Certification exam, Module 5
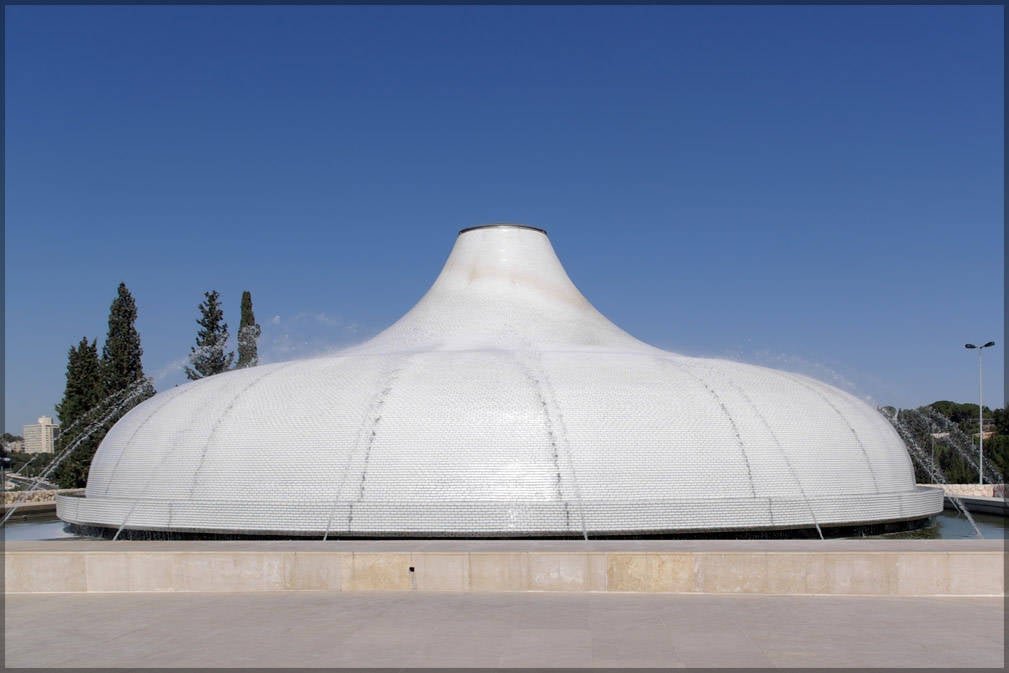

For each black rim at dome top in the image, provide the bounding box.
[458,224,548,236]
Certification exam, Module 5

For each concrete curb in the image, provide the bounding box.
[5,547,1004,595]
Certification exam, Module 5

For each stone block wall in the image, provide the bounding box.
[4,488,84,506]
[921,483,1005,498]
[5,546,1005,596]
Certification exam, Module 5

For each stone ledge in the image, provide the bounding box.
[4,547,1004,596]
[4,488,84,507]
[920,483,1006,498]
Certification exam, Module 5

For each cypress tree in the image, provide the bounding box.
[54,338,104,488]
[56,338,103,428]
[53,283,154,488]
[103,282,155,400]
[185,290,234,379]
[236,290,261,369]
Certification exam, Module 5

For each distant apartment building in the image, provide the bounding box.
[3,438,25,453]
[23,417,60,454]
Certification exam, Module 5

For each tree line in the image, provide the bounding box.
[41,285,262,488]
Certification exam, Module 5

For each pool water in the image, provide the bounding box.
[2,510,1004,541]
[3,517,79,541]
[897,509,1007,539]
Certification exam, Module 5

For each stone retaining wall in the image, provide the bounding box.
[920,484,1005,498]
[5,547,1004,596]
[4,489,84,506]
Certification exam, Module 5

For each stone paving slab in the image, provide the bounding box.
[3,591,1004,668]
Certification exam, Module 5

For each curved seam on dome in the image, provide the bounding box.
[660,358,758,499]
[693,362,824,532]
[342,356,412,535]
[186,364,304,500]
[101,384,192,495]
[778,372,881,494]
[540,363,589,536]
[517,362,568,527]
[106,374,274,536]
[514,352,588,538]
[537,362,588,538]
[111,382,225,503]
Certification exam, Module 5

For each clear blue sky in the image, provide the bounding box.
[4,5,1004,434]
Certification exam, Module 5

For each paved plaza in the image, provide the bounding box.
[4,591,1003,668]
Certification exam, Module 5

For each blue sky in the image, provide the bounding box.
[4,5,1004,434]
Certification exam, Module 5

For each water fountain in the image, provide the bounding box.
[918,406,1002,485]
[883,408,983,538]
[2,378,153,526]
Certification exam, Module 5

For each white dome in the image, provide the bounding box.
[59,224,941,536]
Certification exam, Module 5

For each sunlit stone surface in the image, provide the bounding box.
[58,224,942,536]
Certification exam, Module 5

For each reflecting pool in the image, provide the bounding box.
[3,510,1004,541]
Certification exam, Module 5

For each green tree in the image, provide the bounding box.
[53,338,104,488]
[185,290,234,379]
[56,338,103,428]
[54,284,155,488]
[103,283,155,399]
[3,449,50,477]
[990,406,1009,436]
[985,434,1009,483]
[235,290,261,369]
[927,401,980,428]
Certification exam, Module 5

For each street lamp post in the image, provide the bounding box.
[964,341,995,485]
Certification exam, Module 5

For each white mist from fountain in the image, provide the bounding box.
[918,406,1002,485]
[2,378,154,526]
[883,408,983,538]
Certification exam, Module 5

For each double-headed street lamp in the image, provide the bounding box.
[964,341,995,485]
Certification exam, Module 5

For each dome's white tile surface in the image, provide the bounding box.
[62,225,942,535]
